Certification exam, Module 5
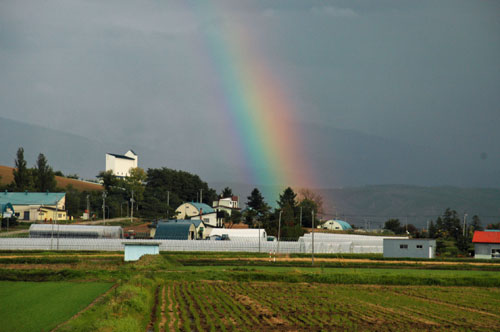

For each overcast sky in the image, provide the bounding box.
[1,0,499,188]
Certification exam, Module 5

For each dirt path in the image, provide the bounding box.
[167,284,177,331]
[0,230,28,237]
[159,285,167,332]
[51,283,118,332]
[0,254,122,258]
[216,257,500,267]
[146,285,161,332]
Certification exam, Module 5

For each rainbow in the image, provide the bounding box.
[189,3,316,196]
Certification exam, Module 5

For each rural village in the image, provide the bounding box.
[1,1,499,331]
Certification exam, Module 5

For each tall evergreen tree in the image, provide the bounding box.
[34,153,57,192]
[277,187,297,210]
[245,188,270,226]
[471,215,483,231]
[13,147,33,191]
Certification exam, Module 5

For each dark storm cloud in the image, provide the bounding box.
[0,0,499,186]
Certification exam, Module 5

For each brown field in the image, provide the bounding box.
[0,165,103,191]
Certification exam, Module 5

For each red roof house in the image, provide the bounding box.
[472,231,500,244]
[472,231,500,259]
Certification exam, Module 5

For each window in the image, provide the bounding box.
[400,244,408,249]
[416,245,423,249]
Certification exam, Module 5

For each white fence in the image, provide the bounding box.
[0,236,386,254]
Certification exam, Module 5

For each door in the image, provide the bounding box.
[23,211,30,220]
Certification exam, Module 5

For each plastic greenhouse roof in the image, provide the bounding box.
[0,192,65,206]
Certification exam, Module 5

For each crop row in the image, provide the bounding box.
[156,281,499,332]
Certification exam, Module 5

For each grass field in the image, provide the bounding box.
[1,251,500,331]
[0,281,112,332]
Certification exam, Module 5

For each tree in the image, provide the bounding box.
[124,167,147,206]
[277,187,297,210]
[221,187,233,198]
[297,198,318,228]
[230,210,242,224]
[97,170,119,192]
[142,167,218,219]
[471,215,483,231]
[384,219,402,234]
[246,188,270,217]
[428,220,437,238]
[33,153,57,192]
[13,147,33,191]
[297,188,324,215]
[245,188,271,226]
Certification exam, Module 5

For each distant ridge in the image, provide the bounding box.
[211,182,500,229]
[0,165,103,192]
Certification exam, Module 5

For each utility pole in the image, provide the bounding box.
[312,211,315,265]
[56,202,59,250]
[200,189,203,203]
[166,191,170,219]
[258,220,261,253]
[299,206,302,226]
[102,191,107,225]
[86,195,90,220]
[463,213,468,237]
[130,190,134,223]
[277,210,282,257]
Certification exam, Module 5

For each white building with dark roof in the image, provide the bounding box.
[105,150,138,177]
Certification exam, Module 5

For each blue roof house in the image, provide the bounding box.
[175,202,219,227]
[0,191,66,221]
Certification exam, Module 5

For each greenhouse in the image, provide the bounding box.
[29,224,123,239]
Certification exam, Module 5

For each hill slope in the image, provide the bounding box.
[0,165,102,191]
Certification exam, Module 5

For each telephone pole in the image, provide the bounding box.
[166,191,170,219]
[130,190,134,223]
[102,191,107,225]
[463,213,468,237]
[312,211,315,265]
[277,210,282,256]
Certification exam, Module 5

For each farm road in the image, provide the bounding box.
[216,257,500,267]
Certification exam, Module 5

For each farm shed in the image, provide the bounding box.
[123,242,160,261]
[154,220,196,240]
[472,231,500,259]
[29,224,123,239]
[383,239,436,258]
[207,228,266,240]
